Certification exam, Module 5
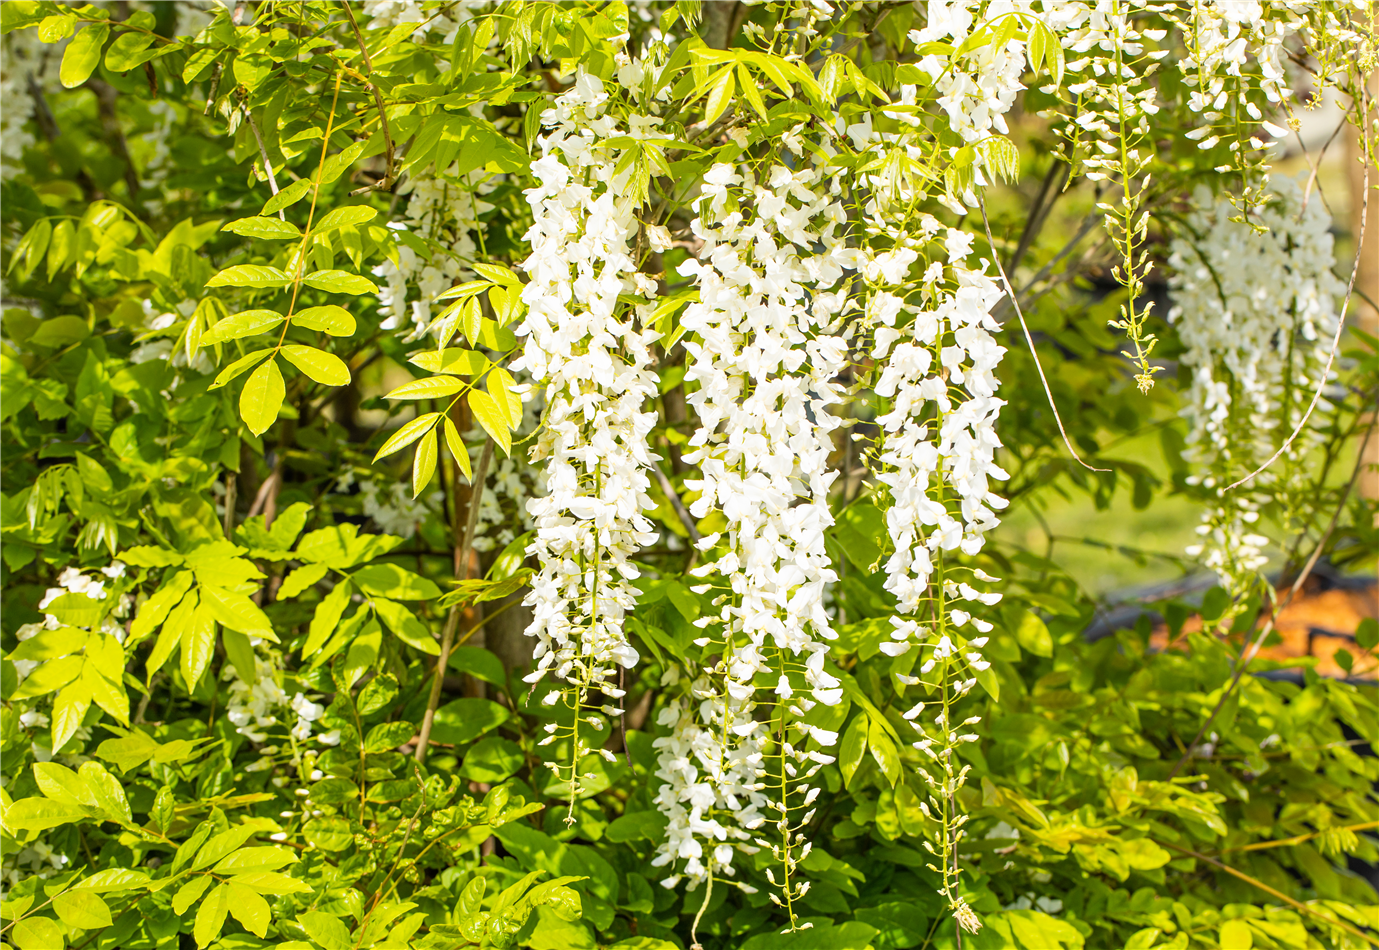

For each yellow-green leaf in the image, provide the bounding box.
[202,309,283,345]
[146,590,195,677]
[205,265,291,289]
[239,358,285,436]
[293,305,356,336]
[487,367,523,427]
[374,412,441,462]
[737,63,767,118]
[468,390,512,457]
[443,417,472,480]
[413,428,438,498]
[226,882,271,938]
[703,67,736,126]
[172,874,213,916]
[53,889,112,930]
[222,217,301,240]
[409,347,487,375]
[302,270,378,295]
[385,376,463,400]
[12,917,65,950]
[281,344,349,386]
[209,348,273,390]
[193,882,230,949]
[180,601,217,689]
[60,23,108,88]
[314,206,377,232]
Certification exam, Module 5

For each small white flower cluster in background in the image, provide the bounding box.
[14,562,129,684]
[362,0,488,44]
[224,654,340,772]
[0,29,45,181]
[372,170,499,342]
[1168,177,1342,594]
[514,69,662,806]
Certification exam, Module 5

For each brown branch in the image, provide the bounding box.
[342,1,396,190]
[415,437,494,765]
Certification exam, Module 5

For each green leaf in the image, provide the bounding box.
[263,177,312,215]
[226,881,271,938]
[2,797,92,832]
[868,718,901,786]
[209,348,273,390]
[443,417,472,479]
[213,846,297,874]
[9,626,88,662]
[53,890,112,930]
[146,590,195,677]
[302,270,378,295]
[279,562,328,599]
[180,601,216,689]
[11,653,83,700]
[12,917,65,950]
[191,826,259,871]
[228,870,313,894]
[304,582,352,657]
[354,564,441,600]
[281,344,350,386]
[78,761,130,822]
[372,598,439,654]
[374,412,440,462]
[205,265,292,289]
[61,23,109,88]
[409,347,487,375]
[840,715,868,788]
[702,66,736,126]
[431,697,509,745]
[172,874,213,916]
[51,680,91,753]
[239,358,285,436]
[293,305,356,336]
[488,367,523,427]
[461,736,524,782]
[201,586,275,640]
[299,910,351,950]
[72,868,152,893]
[412,427,438,497]
[201,309,283,345]
[449,646,507,687]
[467,390,512,457]
[302,817,353,852]
[194,882,230,949]
[314,206,377,232]
[1015,611,1053,657]
[33,761,95,806]
[385,376,463,400]
[471,261,522,286]
[222,217,301,240]
[44,592,105,627]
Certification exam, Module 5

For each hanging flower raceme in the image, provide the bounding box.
[650,674,768,890]
[1168,177,1343,595]
[514,70,663,811]
[860,216,1008,935]
[653,145,854,914]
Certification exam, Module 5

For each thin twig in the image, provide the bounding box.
[415,438,494,764]
[1155,840,1379,948]
[243,101,285,220]
[342,1,396,190]
[1226,88,1372,492]
[653,460,700,545]
[1168,419,1376,780]
[979,197,1108,473]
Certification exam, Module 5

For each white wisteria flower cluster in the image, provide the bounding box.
[651,145,855,914]
[860,216,1009,935]
[514,70,664,808]
[1168,177,1343,593]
